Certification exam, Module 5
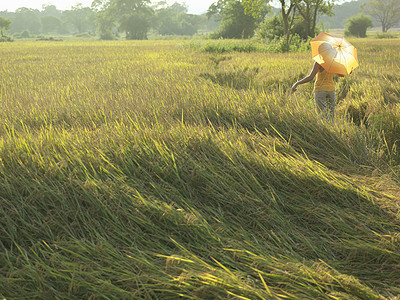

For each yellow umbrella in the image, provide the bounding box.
[310,32,358,76]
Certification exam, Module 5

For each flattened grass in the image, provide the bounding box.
[1,39,400,299]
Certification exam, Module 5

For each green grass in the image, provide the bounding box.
[188,37,311,54]
[0,39,400,299]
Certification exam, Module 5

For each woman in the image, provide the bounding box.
[291,62,344,120]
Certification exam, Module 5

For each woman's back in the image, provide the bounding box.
[314,68,334,92]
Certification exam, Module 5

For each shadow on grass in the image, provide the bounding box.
[197,102,369,172]
[1,126,399,297]
[115,131,400,292]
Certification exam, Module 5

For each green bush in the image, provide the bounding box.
[74,32,92,38]
[14,30,32,39]
[345,14,373,38]
[0,35,13,42]
[100,30,116,40]
[209,0,258,39]
[254,14,284,41]
[189,36,311,54]
[255,14,319,42]
[376,32,397,39]
[189,40,267,53]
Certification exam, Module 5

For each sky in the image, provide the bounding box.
[0,0,216,14]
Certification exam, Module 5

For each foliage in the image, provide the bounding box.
[0,35,13,42]
[275,0,297,49]
[268,0,335,52]
[242,0,271,20]
[120,11,151,39]
[94,13,116,40]
[255,14,284,40]
[152,2,202,36]
[1,4,97,36]
[40,16,62,34]
[255,13,320,41]
[62,4,96,34]
[295,0,335,38]
[207,0,228,20]
[189,39,268,53]
[376,32,398,39]
[319,0,372,30]
[345,13,373,37]
[93,0,152,40]
[190,36,311,53]
[362,0,400,33]
[0,16,11,37]
[1,2,218,39]
[1,38,400,299]
[11,8,42,35]
[13,30,31,39]
[208,0,265,39]
[41,4,62,18]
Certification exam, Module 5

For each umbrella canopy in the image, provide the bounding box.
[310,32,358,76]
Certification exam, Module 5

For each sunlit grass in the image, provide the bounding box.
[0,38,399,299]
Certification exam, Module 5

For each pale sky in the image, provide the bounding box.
[0,0,216,14]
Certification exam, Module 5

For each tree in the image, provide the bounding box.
[345,13,373,37]
[92,0,152,40]
[252,0,335,50]
[295,0,334,38]
[207,0,267,38]
[41,4,62,18]
[63,4,96,33]
[95,13,116,39]
[41,16,62,34]
[152,2,198,35]
[362,0,400,32]
[207,0,228,21]
[242,0,271,20]
[119,11,150,39]
[11,8,42,34]
[278,0,297,46]
[0,16,11,37]
[255,12,315,41]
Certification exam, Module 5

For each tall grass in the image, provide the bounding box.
[1,39,400,299]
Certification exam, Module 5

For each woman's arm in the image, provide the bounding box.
[291,62,320,93]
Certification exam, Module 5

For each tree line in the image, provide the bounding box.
[0,0,399,43]
[0,2,218,40]
[206,0,399,40]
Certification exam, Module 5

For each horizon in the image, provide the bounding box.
[0,0,354,15]
[0,0,213,15]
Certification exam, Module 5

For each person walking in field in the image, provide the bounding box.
[291,32,359,120]
[291,61,343,119]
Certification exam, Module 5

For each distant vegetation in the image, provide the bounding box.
[0,2,218,40]
[0,16,12,41]
[0,0,399,43]
[345,13,373,37]
[320,0,372,28]
[321,0,400,30]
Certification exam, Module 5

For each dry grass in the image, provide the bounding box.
[0,38,399,299]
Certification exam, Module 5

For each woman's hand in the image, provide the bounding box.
[291,83,298,93]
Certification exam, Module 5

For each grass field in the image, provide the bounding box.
[0,38,400,299]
